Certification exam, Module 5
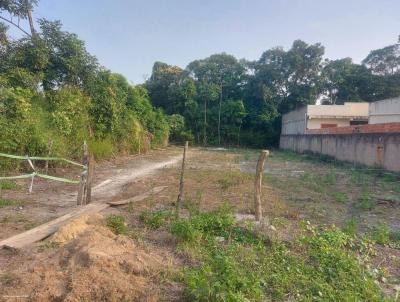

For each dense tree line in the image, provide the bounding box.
[0,0,169,168]
[146,38,400,147]
[1,1,399,159]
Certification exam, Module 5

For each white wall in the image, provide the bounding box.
[307,118,350,129]
[307,102,369,118]
[369,97,400,124]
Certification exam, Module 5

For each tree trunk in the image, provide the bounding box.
[27,9,35,36]
[254,150,269,221]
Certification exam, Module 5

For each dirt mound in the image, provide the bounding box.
[1,214,167,302]
[51,214,104,245]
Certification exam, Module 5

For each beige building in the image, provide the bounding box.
[369,97,400,124]
[281,102,369,135]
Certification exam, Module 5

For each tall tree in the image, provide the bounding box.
[0,0,38,36]
[186,53,245,145]
[363,43,400,76]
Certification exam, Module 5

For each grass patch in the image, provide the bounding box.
[357,191,376,210]
[166,207,387,301]
[106,215,127,235]
[139,210,172,229]
[0,198,17,208]
[372,223,391,245]
[343,218,359,236]
[332,191,348,203]
[0,180,19,190]
[217,170,251,190]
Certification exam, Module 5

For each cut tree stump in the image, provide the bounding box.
[254,150,269,221]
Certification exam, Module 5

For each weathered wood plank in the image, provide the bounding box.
[0,203,109,249]
[0,186,167,249]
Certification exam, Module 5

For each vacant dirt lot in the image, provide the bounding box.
[0,147,399,301]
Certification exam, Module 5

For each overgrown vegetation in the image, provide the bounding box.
[139,210,172,229]
[146,206,389,301]
[0,1,170,172]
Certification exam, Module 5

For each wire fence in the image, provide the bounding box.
[0,152,87,193]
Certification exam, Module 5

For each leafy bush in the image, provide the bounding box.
[139,210,172,229]
[89,137,115,160]
[106,215,127,235]
[168,114,194,143]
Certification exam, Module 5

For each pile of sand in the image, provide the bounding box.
[2,214,168,301]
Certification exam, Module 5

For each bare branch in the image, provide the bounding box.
[0,14,31,37]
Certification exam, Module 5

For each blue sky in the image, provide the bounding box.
[13,0,400,83]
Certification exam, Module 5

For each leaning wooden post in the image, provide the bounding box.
[254,150,269,221]
[45,139,53,175]
[85,153,94,204]
[77,141,88,206]
[176,141,189,217]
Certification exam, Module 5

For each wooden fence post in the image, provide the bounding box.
[45,139,53,175]
[85,153,94,204]
[254,150,269,221]
[176,141,189,217]
[77,141,88,206]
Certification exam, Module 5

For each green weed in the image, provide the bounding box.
[106,215,127,235]
[0,199,17,208]
[343,218,358,235]
[217,170,250,190]
[139,210,171,229]
[332,191,348,203]
[0,180,19,190]
[173,208,385,301]
[357,191,375,210]
[372,223,391,245]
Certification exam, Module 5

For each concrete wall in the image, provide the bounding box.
[281,106,307,135]
[307,118,350,129]
[281,102,370,135]
[308,102,369,118]
[280,133,400,172]
[369,97,400,124]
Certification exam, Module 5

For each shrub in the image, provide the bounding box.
[139,210,171,229]
[106,215,127,235]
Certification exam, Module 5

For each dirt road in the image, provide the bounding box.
[0,147,183,240]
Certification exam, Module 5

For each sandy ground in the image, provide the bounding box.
[0,147,183,241]
[0,146,399,301]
